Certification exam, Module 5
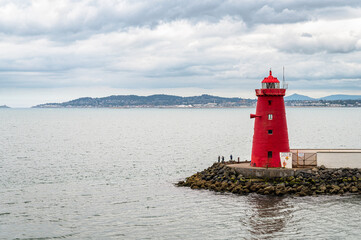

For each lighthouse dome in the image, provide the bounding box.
[262,70,280,83]
[261,70,280,89]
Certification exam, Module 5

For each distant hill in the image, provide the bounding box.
[319,95,361,101]
[0,105,10,108]
[31,93,361,108]
[33,94,255,108]
[285,94,315,101]
[285,93,361,101]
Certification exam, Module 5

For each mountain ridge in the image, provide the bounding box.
[32,93,361,108]
[319,94,361,100]
[285,94,316,101]
[286,93,361,101]
[33,94,254,108]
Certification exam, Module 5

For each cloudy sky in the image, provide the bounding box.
[1,0,361,107]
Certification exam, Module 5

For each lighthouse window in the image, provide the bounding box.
[268,130,273,134]
[268,100,272,105]
[268,151,273,158]
[268,114,273,120]
[266,83,276,89]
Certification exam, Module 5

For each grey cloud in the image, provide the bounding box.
[275,36,360,54]
[301,33,312,38]
[0,0,360,40]
[291,78,361,91]
[244,5,308,25]
[1,0,361,96]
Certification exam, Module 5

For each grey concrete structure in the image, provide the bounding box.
[228,162,312,178]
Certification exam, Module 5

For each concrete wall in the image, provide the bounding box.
[233,167,297,178]
[317,152,361,168]
[291,149,361,153]
[290,149,361,168]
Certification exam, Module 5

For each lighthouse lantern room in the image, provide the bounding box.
[250,70,290,168]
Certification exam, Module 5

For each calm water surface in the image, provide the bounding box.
[0,108,361,239]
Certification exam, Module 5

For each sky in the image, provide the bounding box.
[1,0,361,107]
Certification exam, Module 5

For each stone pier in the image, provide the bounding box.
[176,162,361,196]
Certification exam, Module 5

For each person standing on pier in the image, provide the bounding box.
[218,156,220,163]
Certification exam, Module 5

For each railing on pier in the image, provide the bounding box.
[291,150,317,168]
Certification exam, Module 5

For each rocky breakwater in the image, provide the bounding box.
[176,163,361,196]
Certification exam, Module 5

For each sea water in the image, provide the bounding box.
[0,108,361,239]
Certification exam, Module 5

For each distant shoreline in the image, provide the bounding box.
[30,105,360,109]
[32,94,361,108]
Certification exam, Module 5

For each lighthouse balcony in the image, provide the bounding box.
[256,88,286,96]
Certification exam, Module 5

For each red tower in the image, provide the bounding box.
[250,70,290,168]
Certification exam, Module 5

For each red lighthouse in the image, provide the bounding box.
[250,70,290,168]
